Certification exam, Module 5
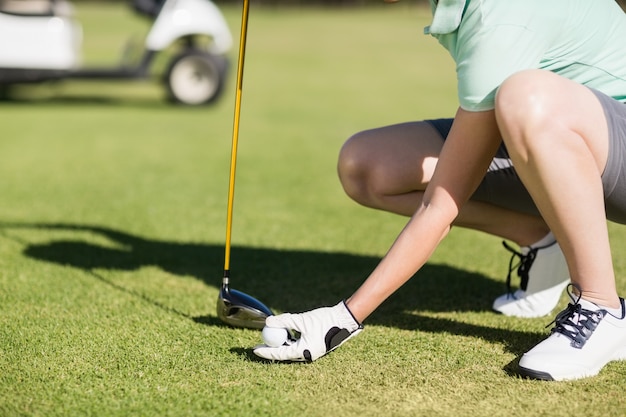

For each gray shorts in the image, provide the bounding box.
[427,89,626,224]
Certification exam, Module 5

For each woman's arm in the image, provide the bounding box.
[253,107,505,362]
[346,107,503,322]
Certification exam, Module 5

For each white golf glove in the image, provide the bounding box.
[253,301,363,362]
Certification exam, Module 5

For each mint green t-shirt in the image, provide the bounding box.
[425,0,626,111]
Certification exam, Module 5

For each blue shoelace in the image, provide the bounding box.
[547,285,605,349]
[502,241,538,293]
[502,240,558,294]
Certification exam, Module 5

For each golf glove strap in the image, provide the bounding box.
[253,301,363,362]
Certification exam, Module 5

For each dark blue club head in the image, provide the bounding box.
[217,284,273,329]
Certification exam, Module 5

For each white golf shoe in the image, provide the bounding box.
[492,234,570,318]
[518,288,626,381]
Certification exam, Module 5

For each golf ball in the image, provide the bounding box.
[262,326,288,348]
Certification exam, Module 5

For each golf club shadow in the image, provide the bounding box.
[0,221,544,354]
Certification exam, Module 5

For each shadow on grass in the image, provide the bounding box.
[0,94,168,109]
[0,85,184,109]
[0,221,544,359]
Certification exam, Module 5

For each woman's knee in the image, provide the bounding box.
[337,130,374,202]
[338,122,446,205]
[495,70,562,155]
[496,70,608,168]
[496,70,555,128]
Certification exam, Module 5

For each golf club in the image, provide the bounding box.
[216,0,273,329]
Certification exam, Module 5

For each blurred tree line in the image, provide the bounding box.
[66,0,626,8]
[222,0,626,10]
[232,0,626,8]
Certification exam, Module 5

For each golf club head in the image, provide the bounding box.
[217,284,273,329]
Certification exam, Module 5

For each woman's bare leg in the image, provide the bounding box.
[337,121,550,246]
[495,69,619,308]
[495,70,626,381]
[338,119,571,318]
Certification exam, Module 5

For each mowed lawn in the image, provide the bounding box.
[1,3,626,417]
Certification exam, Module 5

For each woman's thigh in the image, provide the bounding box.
[339,121,446,194]
[428,118,540,216]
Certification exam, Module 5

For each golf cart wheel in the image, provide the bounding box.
[164,51,228,106]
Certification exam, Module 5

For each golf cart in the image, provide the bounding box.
[0,0,233,105]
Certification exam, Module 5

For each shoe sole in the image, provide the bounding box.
[519,348,626,381]
[492,280,570,318]
[518,365,602,381]
[518,366,555,381]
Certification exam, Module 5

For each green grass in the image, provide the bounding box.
[1,3,626,416]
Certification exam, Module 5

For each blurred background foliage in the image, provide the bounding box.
[67,0,626,11]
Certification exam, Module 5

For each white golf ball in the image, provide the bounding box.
[262,326,288,348]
